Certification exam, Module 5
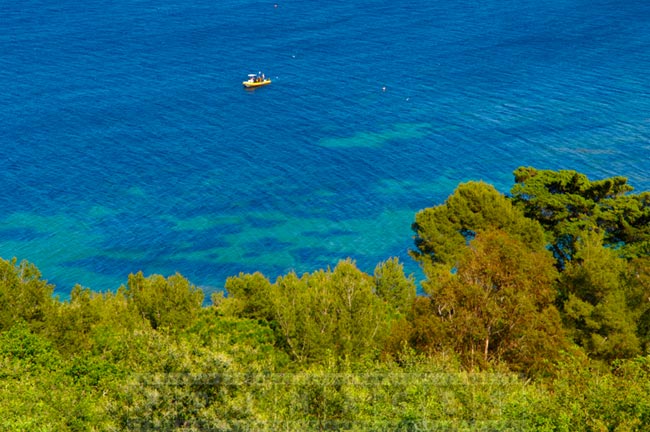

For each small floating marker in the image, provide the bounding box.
[382,86,387,92]
[274,3,278,7]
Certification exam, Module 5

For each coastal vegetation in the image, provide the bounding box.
[2,167,650,430]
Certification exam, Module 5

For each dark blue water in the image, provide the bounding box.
[2,0,650,297]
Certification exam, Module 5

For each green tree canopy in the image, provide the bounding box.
[222,259,395,362]
[373,257,416,315]
[425,229,566,374]
[560,230,642,360]
[271,259,391,362]
[0,258,55,332]
[411,181,546,281]
[45,285,147,356]
[125,272,203,331]
[220,271,274,320]
[625,257,650,354]
[511,167,650,264]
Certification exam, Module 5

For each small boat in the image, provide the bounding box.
[243,72,271,88]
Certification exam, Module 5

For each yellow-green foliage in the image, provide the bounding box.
[125,271,204,331]
[561,230,642,360]
[0,258,55,332]
[223,259,397,362]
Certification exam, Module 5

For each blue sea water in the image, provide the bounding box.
[2,0,650,298]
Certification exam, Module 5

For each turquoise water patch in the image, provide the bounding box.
[0,227,48,242]
[163,214,244,232]
[318,123,432,148]
[0,212,111,294]
[155,206,421,283]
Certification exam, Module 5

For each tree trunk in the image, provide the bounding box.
[484,336,489,362]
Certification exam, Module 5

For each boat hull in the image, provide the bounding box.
[242,79,271,88]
